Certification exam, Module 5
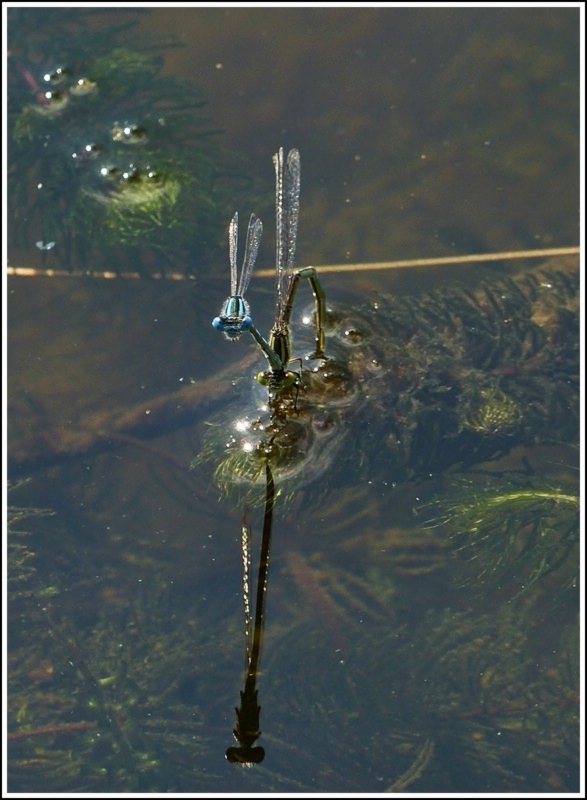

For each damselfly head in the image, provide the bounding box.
[213,293,253,340]
[213,313,253,340]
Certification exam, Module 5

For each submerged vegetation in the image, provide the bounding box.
[191,256,578,788]
[200,259,579,505]
[8,579,217,792]
[423,471,579,600]
[7,8,258,274]
[402,602,579,792]
[7,262,580,793]
[258,588,578,792]
[6,12,579,785]
[339,261,579,482]
[7,479,56,595]
[8,512,579,791]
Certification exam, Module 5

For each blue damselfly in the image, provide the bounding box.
[213,148,328,392]
[212,212,263,340]
[213,211,284,373]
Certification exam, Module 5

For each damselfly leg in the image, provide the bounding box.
[279,265,327,361]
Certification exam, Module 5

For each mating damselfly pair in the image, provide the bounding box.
[213,148,327,392]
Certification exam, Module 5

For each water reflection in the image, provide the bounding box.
[225,464,274,766]
[8,250,578,792]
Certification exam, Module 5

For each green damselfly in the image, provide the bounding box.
[259,148,327,386]
[226,462,275,765]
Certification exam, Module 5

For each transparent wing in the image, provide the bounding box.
[238,213,263,297]
[228,211,239,296]
[273,148,287,323]
[273,148,300,325]
[284,148,300,274]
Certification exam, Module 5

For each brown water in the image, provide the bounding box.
[7,6,579,793]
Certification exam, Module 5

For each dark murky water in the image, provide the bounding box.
[7,7,579,793]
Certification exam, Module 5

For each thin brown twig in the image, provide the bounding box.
[256,246,580,276]
[8,721,98,741]
[7,246,579,280]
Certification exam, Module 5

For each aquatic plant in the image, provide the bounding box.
[200,258,578,501]
[410,604,579,792]
[331,260,578,480]
[8,515,577,793]
[8,571,220,792]
[7,8,258,274]
[7,479,55,595]
[422,468,579,599]
[259,586,577,792]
